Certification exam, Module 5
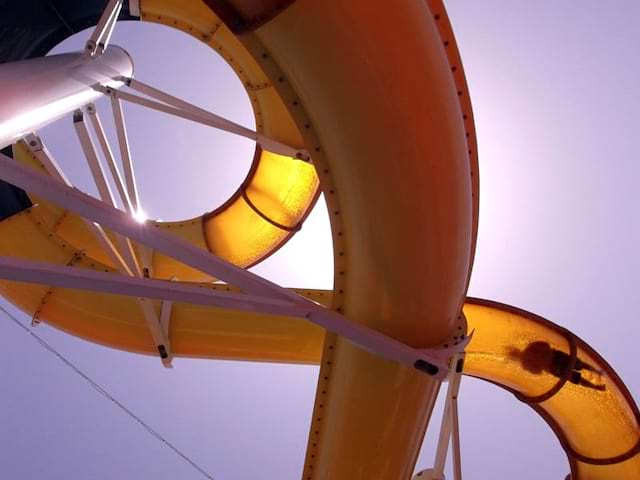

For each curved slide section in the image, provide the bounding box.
[463,298,640,479]
[0,211,325,362]
[0,0,320,283]
[0,240,636,479]
[0,1,636,479]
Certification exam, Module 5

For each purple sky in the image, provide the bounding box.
[1,1,638,479]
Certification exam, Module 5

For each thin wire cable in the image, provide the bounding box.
[0,304,215,480]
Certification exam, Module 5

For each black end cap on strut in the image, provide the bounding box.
[414,359,439,376]
[158,345,169,359]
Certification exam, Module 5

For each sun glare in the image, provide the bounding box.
[133,208,147,223]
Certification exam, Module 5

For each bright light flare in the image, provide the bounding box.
[133,208,147,223]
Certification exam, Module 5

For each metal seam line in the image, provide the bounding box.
[241,190,301,232]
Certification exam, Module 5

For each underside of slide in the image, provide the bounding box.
[0,1,637,479]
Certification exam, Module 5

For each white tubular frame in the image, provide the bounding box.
[24,132,171,366]
[432,354,464,480]
[0,257,305,317]
[0,152,468,379]
[86,103,132,213]
[24,134,71,185]
[74,109,175,366]
[73,109,142,277]
[128,0,141,17]
[139,244,154,278]
[98,82,311,161]
[160,297,172,338]
[0,48,132,150]
[85,0,123,57]
[111,97,140,213]
[23,134,133,277]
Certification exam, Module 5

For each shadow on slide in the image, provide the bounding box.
[463,298,639,479]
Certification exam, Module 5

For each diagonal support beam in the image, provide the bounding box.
[139,244,153,278]
[24,134,133,277]
[432,354,465,480]
[0,152,467,378]
[74,110,173,365]
[25,132,170,366]
[0,255,463,380]
[160,298,172,339]
[73,109,142,278]
[0,150,300,302]
[99,82,311,161]
[24,134,71,185]
[85,0,123,57]
[0,257,307,317]
[139,297,172,367]
[110,96,141,213]
[160,277,178,339]
[86,103,132,213]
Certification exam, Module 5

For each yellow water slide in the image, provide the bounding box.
[0,0,637,479]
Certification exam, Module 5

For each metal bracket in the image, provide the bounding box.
[85,0,123,57]
[159,277,178,351]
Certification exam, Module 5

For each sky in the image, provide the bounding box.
[0,1,639,479]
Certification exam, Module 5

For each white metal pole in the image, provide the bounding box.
[107,82,310,161]
[111,97,140,213]
[73,113,170,364]
[74,111,117,205]
[451,392,462,480]
[433,394,454,479]
[96,4,121,55]
[160,298,173,338]
[73,110,142,277]
[0,256,304,317]
[0,153,467,378]
[86,103,133,212]
[139,244,154,278]
[432,354,464,480]
[0,47,133,149]
[23,135,133,277]
[85,0,123,57]
[23,134,71,185]
[139,296,172,367]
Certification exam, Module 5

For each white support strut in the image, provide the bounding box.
[24,133,171,366]
[0,152,469,378]
[85,103,132,213]
[160,298,172,339]
[128,0,141,17]
[73,109,142,277]
[0,48,132,150]
[0,151,304,301]
[74,109,173,366]
[451,385,462,480]
[85,0,123,57]
[160,277,178,339]
[110,96,140,213]
[432,353,464,480]
[138,244,154,278]
[0,254,466,380]
[98,81,311,161]
[0,257,307,317]
[23,134,133,278]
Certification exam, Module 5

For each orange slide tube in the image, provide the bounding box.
[0,1,636,479]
